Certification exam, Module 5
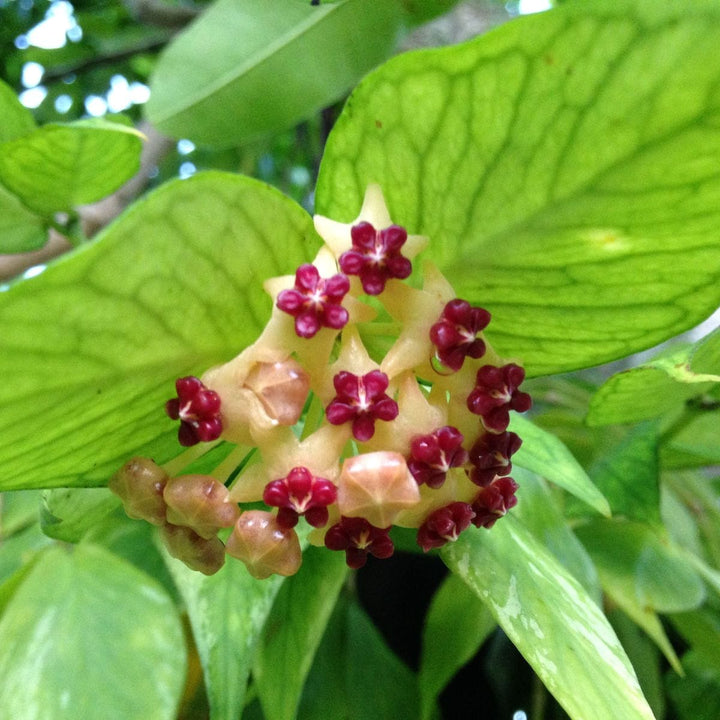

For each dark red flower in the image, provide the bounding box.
[263,466,337,529]
[468,430,523,486]
[407,426,468,488]
[324,516,394,569]
[325,370,398,441]
[471,476,519,528]
[338,221,412,295]
[429,299,491,371]
[165,376,222,446]
[276,264,350,338]
[417,502,476,552]
[466,364,532,432]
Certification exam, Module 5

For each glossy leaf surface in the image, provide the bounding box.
[0,172,317,490]
[317,0,720,376]
[443,516,656,720]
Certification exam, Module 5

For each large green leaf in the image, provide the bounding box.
[163,548,284,720]
[443,517,656,720]
[254,547,347,720]
[146,0,404,146]
[0,118,143,216]
[0,181,47,253]
[0,172,317,490]
[316,0,720,376]
[0,543,186,720]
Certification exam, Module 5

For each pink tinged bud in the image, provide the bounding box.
[326,370,399,441]
[165,376,223,446]
[408,426,469,489]
[160,523,226,575]
[163,474,240,539]
[337,451,420,528]
[225,510,302,579]
[109,457,169,525]
[466,363,532,432]
[263,466,337,530]
[471,476,519,529]
[324,516,394,569]
[338,221,412,295]
[276,264,350,338]
[468,430,522,486]
[416,502,476,552]
[244,359,311,426]
[430,299,491,372]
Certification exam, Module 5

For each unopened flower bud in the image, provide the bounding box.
[109,457,168,525]
[337,451,420,528]
[244,358,311,426]
[225,510,302,579]
[163,474,240,539]
[160,523,226,575]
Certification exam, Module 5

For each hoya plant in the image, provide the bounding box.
[1,1,719,719]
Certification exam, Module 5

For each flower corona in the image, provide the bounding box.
[112,185,531,577]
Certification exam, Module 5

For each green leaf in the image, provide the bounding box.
[510,412,610,515]
[512,468,601,600]
[0,172,317,491]
[661,408,720,468]
[691,325,720,374]
[0,543,186,720]
[666,650,720,720]
[146,0,404,146]
[419,572,496,720]
[163,545,283,720]
[0,181,47,253]
[316,0,720,376]
[575,519,706,614]
[0,79,36,143]
[40,487,121,542]
[443,516,656,720]
[298,594,420,720]
[588,422,661,526]
[0,118,143,215]
[588,345,719,426]
[254,547,348,720]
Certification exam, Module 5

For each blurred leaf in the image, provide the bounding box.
[0,79,36,142]
[146,0,404,146]
[588,345,719,426]
[0,172,317,491]
[661,407,720,468]
[419,572,495,720]
[588,422,661,526]
[0,182,47,253]
[510,413,610,516]
[298,594,420,720]
[670,606,720,670]
[163,546,283,720]
[666,650,720,720]
[513,468,601,600]
[691,325,720,374]
[0,118,144,215]
[316,0,720,376]
[575,519,706,614]
[254,547,348,720]
[40,487,121,542]
[443,516,656,720]
[0,544,186,720]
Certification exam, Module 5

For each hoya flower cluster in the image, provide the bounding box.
[110,186,531,578]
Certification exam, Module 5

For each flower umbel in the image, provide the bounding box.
[118,185,531,578]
